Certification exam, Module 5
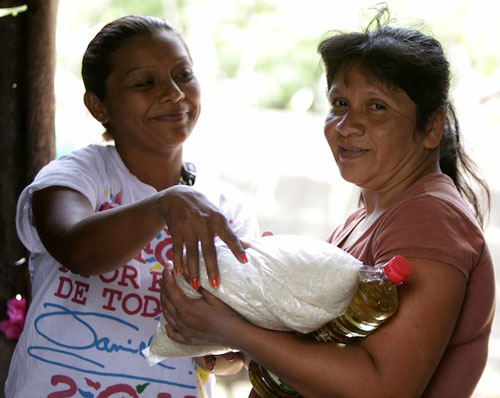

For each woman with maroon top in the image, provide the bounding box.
[161,7,495,397]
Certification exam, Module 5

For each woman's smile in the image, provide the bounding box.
[150,110,189,123]
[337,143,369,160]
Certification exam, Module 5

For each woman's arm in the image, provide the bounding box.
[161,257,466,397]
[32,185,246,281]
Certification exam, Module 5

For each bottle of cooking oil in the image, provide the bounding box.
[248,360,301,398]
[310,255,411,344]
[248,255,411,398]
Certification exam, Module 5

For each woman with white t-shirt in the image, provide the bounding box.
[5,15,259,398]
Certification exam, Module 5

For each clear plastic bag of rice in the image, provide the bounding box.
[143,234,362,365]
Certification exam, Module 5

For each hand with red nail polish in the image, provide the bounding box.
[161,266,248,351]
[159,185,249,289]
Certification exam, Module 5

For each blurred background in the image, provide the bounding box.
[48,0,500,396]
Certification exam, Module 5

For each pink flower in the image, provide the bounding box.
[0,296,26,339]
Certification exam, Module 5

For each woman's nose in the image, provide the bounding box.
[159,81,185,103]
[335,110,365,137]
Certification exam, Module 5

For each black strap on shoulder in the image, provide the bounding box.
[179,161,196,186]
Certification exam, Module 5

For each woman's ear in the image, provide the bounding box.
[84,92,109,124]
[424,107,446,149]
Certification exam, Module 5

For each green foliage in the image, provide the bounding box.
[230,0,276,28]
[85,0,165,26]
[254,38,323,110]
[58,0,500,115]
[0,5,27,18]
[216,41,241,79]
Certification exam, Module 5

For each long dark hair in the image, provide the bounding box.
[318,5,490,226]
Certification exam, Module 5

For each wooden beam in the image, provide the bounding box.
[0,0,58,392]
[25,0,58,182]
[0,7,29,394]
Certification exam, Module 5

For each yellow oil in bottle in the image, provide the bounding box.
[248,360,302,398]
[248,256,411,397]
[310,278,398,344]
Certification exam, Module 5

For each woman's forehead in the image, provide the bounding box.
[331,65,394,92]
[109,30,189,68]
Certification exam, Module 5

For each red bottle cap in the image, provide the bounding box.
[383,256,412,284]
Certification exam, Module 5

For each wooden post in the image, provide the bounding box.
[0,1,58,394]
[26,0,58,182]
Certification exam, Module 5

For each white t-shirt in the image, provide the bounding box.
[6,144,260,398]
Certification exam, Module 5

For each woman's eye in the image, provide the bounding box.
[332,99,347,107]
[176,69,194,81]
[329,99,347,114]
[369,102,386,110]
[133,80,154,88]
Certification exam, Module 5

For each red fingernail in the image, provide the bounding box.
[240,253,248,263]
[175,267,182,276]
[210,276,219,288]
[191,278,200,290]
